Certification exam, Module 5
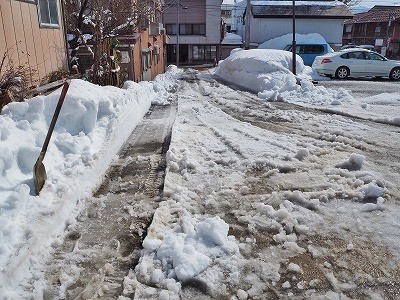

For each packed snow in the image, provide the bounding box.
[1,49,400,298]
[258,33,334,53]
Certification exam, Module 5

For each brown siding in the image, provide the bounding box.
[164,0,206,24]
[0,0,67,87]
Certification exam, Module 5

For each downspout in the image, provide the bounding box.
[133,43,136,81]
[364,22,367,45]
[139,35,143,81]
[60,0,70,71]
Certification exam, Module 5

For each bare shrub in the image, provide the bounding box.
[0,48,35,112]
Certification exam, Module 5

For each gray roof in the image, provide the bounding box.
[251,3,353,19]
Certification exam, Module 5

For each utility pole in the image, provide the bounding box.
[292,0,296,75]
[176,0,180,67]
[244,0,251,49]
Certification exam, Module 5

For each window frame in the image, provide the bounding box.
[192,45,217,61]
[165,23,206,36]
[37,0,60,28]
[345,24,352,33]
[15,0,37,4]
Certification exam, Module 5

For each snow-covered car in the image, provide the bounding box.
[312,48,400,80]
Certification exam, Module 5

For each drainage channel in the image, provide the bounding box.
[43,102,177,299]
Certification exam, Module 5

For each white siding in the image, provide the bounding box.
[250,18,345,48]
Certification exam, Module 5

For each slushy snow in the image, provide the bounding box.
[1,48,400,299]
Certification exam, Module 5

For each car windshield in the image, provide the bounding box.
[284,45,291,51]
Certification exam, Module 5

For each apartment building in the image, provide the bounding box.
[343,6,400,59]
[163,0,223,66]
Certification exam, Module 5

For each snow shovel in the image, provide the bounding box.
[33,81,70,195]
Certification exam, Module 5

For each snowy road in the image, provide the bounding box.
[43,70,400,299]
[43,103,177,298]
[317,79,400,98]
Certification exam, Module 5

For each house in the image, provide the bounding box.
[65,0,168,84]
[0,0,68,87]
[163,0,223,66]
[221,1,233,33]
[117,0,169,82]
[241,0,353,50]
[342,6,400,59]
[220,33,243,59]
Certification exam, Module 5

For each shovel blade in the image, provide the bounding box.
[33,158,47,195]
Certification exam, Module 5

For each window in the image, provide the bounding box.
[181,24,205,35]
[288,45,325,54]
[142,50,152,70]
[166,23,206,35]
[180,24,192,35]
[305,45,325,54]
[165,24,177,35]
[38,0,59,27]
[345,24,352,33]
[343,51,364,59]
[365,52,385,61]
[192,45,217,60]
[16,0,37,3]
[192,24,206,35]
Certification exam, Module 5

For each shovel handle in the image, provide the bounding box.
[40,81,70,155]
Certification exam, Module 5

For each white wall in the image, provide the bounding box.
[206,0,223,44]
[250,18,344,48]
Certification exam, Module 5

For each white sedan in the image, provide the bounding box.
[312,49,400,80]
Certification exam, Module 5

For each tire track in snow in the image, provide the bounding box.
[42,103,177,299]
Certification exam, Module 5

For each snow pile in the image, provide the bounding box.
[125,211,240,297]
[216,49,304,99]
[1,40,400,298]
[145,215,237,281]
[258,33,334,53]
[221,33,243,45]
[216,48,353,104]
[0,68,181,297]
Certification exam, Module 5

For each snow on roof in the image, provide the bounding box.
[251,1,353,18]
[253,1,345,6]
[221,33,243,45]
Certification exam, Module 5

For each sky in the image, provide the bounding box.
[1,44,400,298]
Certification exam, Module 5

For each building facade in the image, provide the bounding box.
[65,0,168,84]
[163,0,223,66]
[343,6,400,59]
[242,0,353,50]
[0,0,68,87]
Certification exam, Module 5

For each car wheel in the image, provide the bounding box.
[335,66,349,79]
[389,67,400,80]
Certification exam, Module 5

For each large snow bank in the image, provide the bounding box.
[215,48,353,104]
[216,49,304,98]
[0,67,180,296]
